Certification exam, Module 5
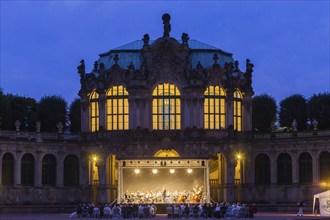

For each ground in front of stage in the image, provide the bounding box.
[0,212,328,220]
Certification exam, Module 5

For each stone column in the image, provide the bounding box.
[292,153,298,184]
[56,156,64,187]
[15,153,22,186]
[312,151,319,184]
[223,153,236,202]
[97,158,107,203]
[269,153,278,204]
[205,160,210,203]
[98,92,106,130]
[81,95,90,132]
[35,151,42,187]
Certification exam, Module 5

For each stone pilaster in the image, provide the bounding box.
[243,94,253,131]
[226,91,234,130]
[81,95,90,132]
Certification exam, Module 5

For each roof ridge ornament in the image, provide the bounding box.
[114,54,119,65]
[162,13,171,38]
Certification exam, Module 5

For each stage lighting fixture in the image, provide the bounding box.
[134,169,140,174]
[152,169,158,174]
[170,169,175,174]
[187,168,193,173]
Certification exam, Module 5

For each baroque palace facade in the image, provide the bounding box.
[0,14,329,207]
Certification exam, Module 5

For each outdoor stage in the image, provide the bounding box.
[117,159,210,204]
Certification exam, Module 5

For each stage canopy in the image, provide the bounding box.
[313,190,330,216]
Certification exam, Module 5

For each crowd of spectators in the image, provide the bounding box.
[70,202,257,219]
[165,203,257,218]
[71,203,156,218]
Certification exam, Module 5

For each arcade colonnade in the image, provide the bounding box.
[0,142,329,204]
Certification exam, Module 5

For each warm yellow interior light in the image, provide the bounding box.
[169,169,175,174]
[134,169,140,174]
[152,169,158,174]
[187,168,193,174]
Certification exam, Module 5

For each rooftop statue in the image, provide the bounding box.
[162,13,171,37]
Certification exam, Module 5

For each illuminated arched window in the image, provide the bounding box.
[90,91,99,132]
[152,83,181,130]
[234,90,243,131]
[204,86,226,129]
[106,86,129,130]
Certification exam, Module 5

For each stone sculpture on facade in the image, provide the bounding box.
[181,33,189,45]
[292,119,298,131]
[142,34,150,46]
[162,13,171,37]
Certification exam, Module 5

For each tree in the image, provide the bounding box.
[0,92,38,131]
[252,94,277,132]
[308,93,330,129]
[69,98,81,133]
[38,95,67,132]
[279,94,307,130]
[0,90,11,130]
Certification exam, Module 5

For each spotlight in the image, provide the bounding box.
[134,169,140,174]
[93,157,97,162]
[236,154,242,160]
[187,169,193,174]
[152,169,158,174]
[170,169,175,174]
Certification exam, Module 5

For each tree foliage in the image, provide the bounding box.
[252,94,277,132]
[279,94,307,130]
[69,98,81,133]
[0,91,38,131]
[38,95,67,132]
[308,93,330,129]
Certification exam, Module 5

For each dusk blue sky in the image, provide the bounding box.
[1,1,329,106]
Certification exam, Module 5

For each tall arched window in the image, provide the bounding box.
[277,153,292,185]
[2,153,14,186]
[106,86,129,130]
[152,83,181,130]
[255,153,270,185]
[42,154,57,186]
[21,153,35,186]
[233,90,243,131]
[204,86,226,129]
[64,154,79,187]
[90,90,99,132]
[298,152,312,184]
[319,151,330,182]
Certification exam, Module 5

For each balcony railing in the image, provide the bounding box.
[1,128,329,143]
